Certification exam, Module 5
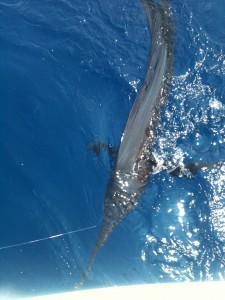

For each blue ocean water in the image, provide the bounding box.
[0,0,225,297]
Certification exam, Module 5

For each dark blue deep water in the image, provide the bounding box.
[0,0,225,298]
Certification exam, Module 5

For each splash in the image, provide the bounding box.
[140,5,225,282]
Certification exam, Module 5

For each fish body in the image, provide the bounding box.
[77,0,175,287]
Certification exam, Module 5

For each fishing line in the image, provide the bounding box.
[0,224,97,251]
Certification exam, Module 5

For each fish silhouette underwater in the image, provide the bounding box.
[77,0,219,288]
[76,0,175,288]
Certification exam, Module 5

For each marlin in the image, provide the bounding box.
[77,0,174,287]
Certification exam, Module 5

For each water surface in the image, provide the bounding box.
[0,0,225,297]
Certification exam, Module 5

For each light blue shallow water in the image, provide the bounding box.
[0,0,225,297]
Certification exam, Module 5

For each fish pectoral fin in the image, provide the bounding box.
[168,166,194,178]
[87,142,118,160]
[168,161,221,178]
